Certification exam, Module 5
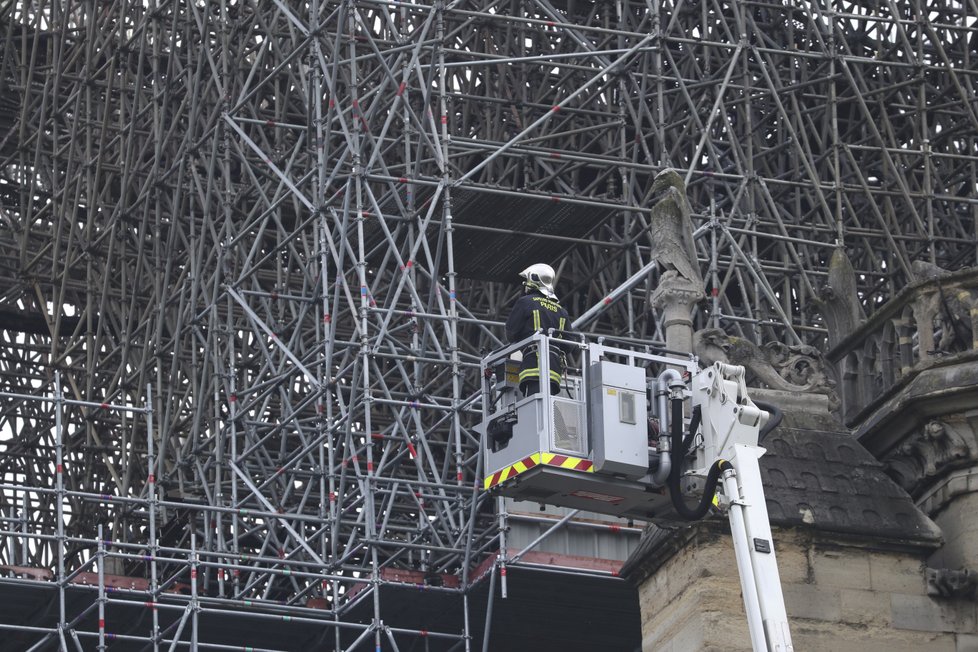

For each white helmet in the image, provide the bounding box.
[519,263,557,299]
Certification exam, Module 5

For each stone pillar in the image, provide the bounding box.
[651,275,703,354]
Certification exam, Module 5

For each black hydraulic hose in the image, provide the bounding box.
[671,394,685,456]
[685,405,701,456]
[753,399,783,442]
[668,404,699,487]
[667,401,728,521]
[669,459,732,521]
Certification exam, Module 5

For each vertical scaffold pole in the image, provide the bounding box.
[146,383,159,652]
[191,531,200,649]
[21,491,28,567]
[481,563,498,652]
[495,495,508,599]
[97,525,106,651]
[54,372,67,651]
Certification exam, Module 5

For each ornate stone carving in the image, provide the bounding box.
[910,260,977,355]
[692,328,838,408]
[926,567,978,599]
[882,419,978,494]
[644,169,706,354]
[650,275,704,312]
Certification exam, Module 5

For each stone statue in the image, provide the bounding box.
[814,247,865,349]
[645,169,704,289]
[647,169,705,353]
[692,327,838,408]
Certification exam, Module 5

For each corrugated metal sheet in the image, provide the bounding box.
[505,499,642,562]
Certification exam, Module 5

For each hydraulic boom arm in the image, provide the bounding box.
[691,362,794,652]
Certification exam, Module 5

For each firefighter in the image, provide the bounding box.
[505,263,573,396]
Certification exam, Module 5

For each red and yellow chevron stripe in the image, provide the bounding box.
[483,452,594,490]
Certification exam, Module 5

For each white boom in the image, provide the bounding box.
[691,362,794,652]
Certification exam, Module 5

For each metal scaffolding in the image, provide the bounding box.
[0,0,975,649]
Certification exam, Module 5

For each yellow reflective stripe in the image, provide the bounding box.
[559,317,566,331]
[518,368,561,382]
[532,310,541,331]
[539,452,594,472]
[484,454,543,489]
[519,368,539,380]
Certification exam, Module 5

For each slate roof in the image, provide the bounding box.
[760,427,941,544]
[620,407,942,582]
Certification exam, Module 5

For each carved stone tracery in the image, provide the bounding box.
[909,261,978,357]
[825,266,978,425]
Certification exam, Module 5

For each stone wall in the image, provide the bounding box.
[637,527,977,652]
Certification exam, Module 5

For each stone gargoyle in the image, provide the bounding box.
[693,327,839,409]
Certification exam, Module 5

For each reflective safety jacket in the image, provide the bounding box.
[505,291,572,388]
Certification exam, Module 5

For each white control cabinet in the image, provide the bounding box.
[588,360,648,477]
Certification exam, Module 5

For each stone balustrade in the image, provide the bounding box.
[826,267,978,429]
